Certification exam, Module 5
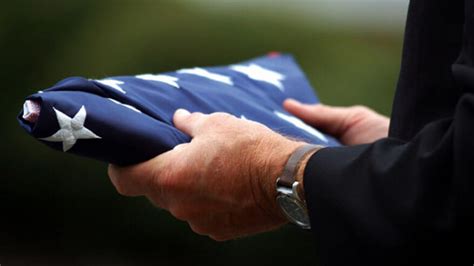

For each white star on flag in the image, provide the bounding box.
[274,111,328,142]
[135,74,180,89]
[40,106,101,151]
[177,67,233,85]
[96,79,126,94]
[231,64,285,91]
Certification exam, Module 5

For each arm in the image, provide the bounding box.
[289,0,474,263]
[107,102,390,241]
[286,97,474,264]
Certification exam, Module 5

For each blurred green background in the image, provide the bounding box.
[1,0,406,265]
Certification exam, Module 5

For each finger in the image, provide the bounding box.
[283,99,350,136]
[108,163,154,197]
[173,109,207,137]
[189,208,282,241]
[107,147,182,197]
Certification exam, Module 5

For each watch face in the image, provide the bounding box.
[277,194,310,229]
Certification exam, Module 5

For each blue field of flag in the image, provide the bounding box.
[18,53,340,165]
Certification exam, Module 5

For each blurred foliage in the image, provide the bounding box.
[0,0,403,265]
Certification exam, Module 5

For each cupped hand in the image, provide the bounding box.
[108,109,304,241]
[284,99,390,145]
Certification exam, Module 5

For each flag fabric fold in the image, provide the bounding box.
[18,53,340,165]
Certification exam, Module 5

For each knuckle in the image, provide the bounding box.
[147,194,165,209]
[107,165,116,178]
[188,112,203,121]
[170,207,190,221]
[209,234,230,242]
[108,165,125,184]
[114,181,133,196]
[108,165,136,196]
[309,103,322,111]
[208,112,233,123]
[214,112,232,118]
[189,223,208,236]
[351,105,371,114]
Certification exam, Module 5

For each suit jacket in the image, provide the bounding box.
[304,0,474,264]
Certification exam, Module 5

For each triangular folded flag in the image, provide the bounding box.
[18,53,340,165]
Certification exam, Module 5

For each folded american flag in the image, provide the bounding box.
[18,53,340,165]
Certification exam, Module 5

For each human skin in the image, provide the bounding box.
[108,99,390,240]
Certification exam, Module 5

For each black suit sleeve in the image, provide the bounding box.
[303,0,474,265]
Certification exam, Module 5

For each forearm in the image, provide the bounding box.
[301,95,474,263]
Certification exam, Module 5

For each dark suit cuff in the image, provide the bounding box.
[301,145,369,263]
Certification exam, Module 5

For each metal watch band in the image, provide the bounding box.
[277,144,322,187]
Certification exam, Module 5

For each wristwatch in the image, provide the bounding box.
[276,144,322,229]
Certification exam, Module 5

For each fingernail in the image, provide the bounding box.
[285,98,301,106]
[175,108,191,117]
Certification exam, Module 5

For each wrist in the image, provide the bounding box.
[251,137,305,223]
[273,144,324,229]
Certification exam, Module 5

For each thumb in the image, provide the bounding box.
[283,99,350,136]
[173,108,205,137]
